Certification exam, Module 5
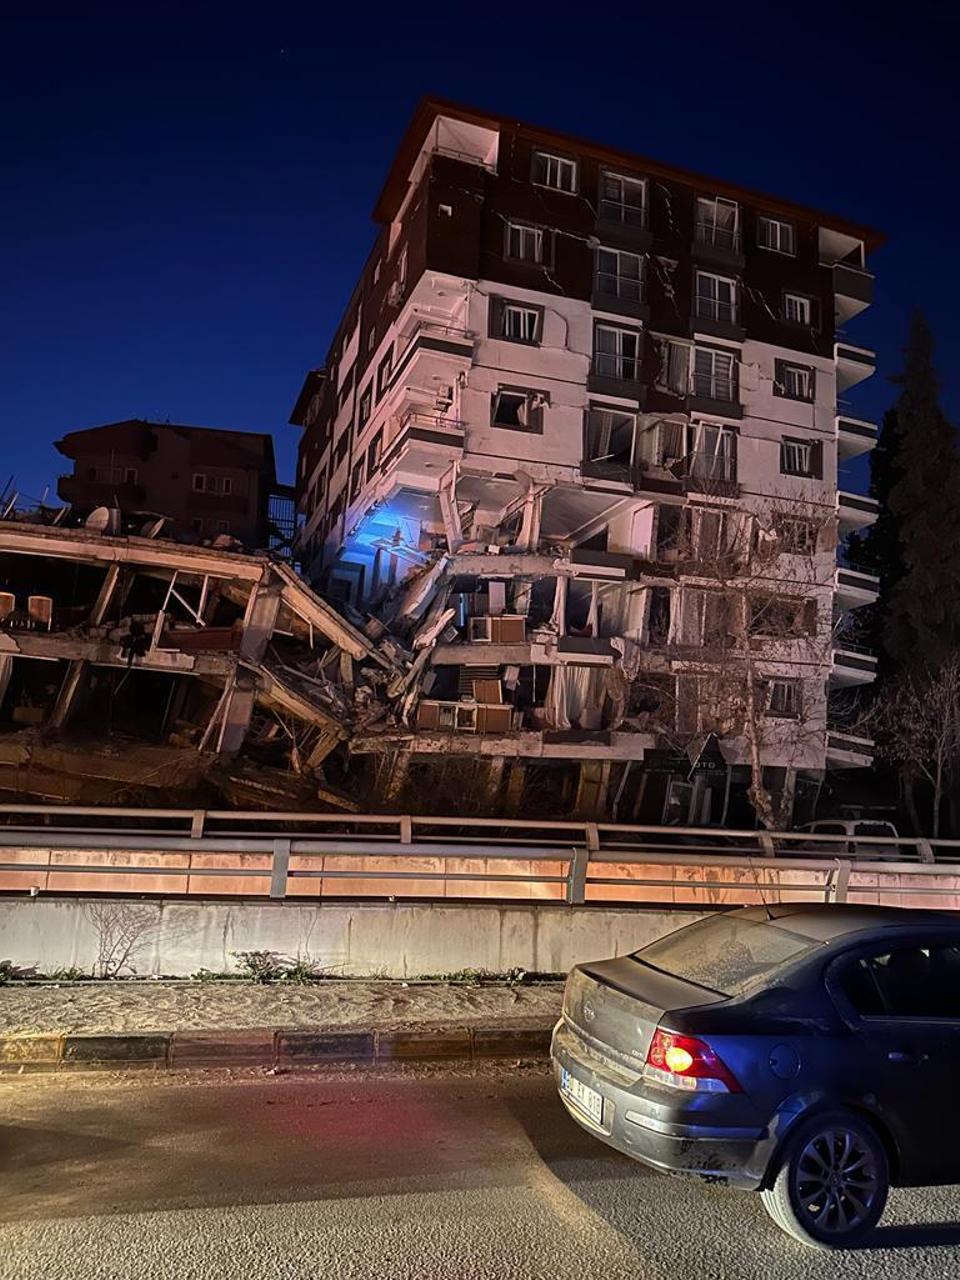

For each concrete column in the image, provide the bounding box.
[49,564,124,731]
[216,576,283,755]
[438,474,463,552]
[504,760,526,815]
[573,760,611,819]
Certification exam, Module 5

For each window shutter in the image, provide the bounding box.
[668,342,689,394]
[811,441,823,479]
[659,420,684,464]
[803,599,818,634]
[779,440,788,474]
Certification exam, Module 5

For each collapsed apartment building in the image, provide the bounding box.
[0,517,399,808]
[289,98,883,824]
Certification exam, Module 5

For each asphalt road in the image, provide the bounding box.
[3,1063,960,1279]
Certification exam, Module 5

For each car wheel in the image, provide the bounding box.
[760,1111,889,1250]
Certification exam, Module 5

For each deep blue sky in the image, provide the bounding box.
[2,3,957,503]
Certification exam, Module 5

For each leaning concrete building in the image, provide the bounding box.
[290,98,881,824]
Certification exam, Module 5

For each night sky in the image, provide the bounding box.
[2,4,957,504]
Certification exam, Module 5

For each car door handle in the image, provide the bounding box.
[888,1050,926,1064]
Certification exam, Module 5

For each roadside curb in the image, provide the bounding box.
[0,1025,552,1075]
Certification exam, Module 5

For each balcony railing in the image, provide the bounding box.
[690,372,738,403]
[694,297,739,326]
[594,273,645,304]
[398,410,466,435]
[598,198,648,229]
[668,451,737,487]
[591,353,641,382]
[695,221,742,253]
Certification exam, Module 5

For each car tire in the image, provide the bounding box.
[760,1110,889,1250]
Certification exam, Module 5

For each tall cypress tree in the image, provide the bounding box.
[876,313,960,673]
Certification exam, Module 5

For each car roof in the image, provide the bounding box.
[731,903,960,944]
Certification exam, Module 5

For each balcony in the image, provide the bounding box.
[667,451,738,497]
[834,565,879,611]
[57,474,146,508]
[836,342,876,392]
[591,274,649,322]
[596,199,652,250]
[587,355,644,401]
[688,372,743,419]
[375,412,466,488]
[692,299,746,344]
[826,729,875,769]
[831,263,874,325]
[692,221,745,270]
[838,489,879,535]
[837,414,878,461]
[831,644,878,687]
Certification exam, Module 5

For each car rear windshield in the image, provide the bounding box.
[633,914,820,996]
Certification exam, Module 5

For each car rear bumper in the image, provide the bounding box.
[551,1020,773,1191]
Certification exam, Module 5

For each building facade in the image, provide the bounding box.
[57,420,288,550]
[291,99,882,823]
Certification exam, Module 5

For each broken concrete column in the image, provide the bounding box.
[48,564,124,731]
[382,749,411,805]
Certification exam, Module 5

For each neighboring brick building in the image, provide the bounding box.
[56,420,283,549]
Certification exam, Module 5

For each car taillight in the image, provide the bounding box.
[644,1029,742,1094]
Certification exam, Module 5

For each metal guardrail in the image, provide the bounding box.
[1,805,959,908]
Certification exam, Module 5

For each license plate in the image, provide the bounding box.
[560,1068,604,1126]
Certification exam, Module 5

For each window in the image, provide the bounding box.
[491,298,542,343]
[595,247,644,303]
[657,339,691,396]
[680,422,737,484]
[367,328,377,353]
[774,515,818,554]
[491,388,546,433]
[599,171,647,227]
[333,431,350,468]
[696,197,740,251]
[584,406,637,473]
[192,518,204,534]
[192,474,233,495]
[372,260,381,285]
[505,221,545,263]
[349,459,365,502]
[532,151,577,193]
[779,437,822,477]
[775,360,815,402]
[764,678,802,718]
[358,384,372,428]
[783,293,815,326]
[757,216,796,255]
[839,946,960,1019]
[216,519,230,534]
[692,347,738,403]
[366,430,383,479]
[749,593,816,637]
[396,245,408,290]
[695,271,739,325]
[376,346,394,399]
[593,323,641,381]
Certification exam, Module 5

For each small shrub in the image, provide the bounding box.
[232,950,285,983]
[282,956,329,984]
[45,967,88,982]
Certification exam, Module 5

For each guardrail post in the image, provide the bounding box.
[400,815,412,845]
[757,832,776,857]
[270,839,291,899]
[916,839,935,864]
[190,810,206,839]
[566,846,589,905]
[824,861,851,904]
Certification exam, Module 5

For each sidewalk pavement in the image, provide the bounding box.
[0,979,564,1073]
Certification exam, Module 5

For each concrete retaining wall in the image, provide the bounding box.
[0,897,706,978]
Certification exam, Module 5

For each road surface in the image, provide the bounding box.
[3,1063,960,1279]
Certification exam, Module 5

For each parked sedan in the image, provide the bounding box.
[552,903,960,1249]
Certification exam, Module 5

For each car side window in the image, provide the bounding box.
[841,946,960,1019]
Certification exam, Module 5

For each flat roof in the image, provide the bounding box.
[373,97,883,250]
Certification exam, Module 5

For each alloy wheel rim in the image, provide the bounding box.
[793,1127,880,1235]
